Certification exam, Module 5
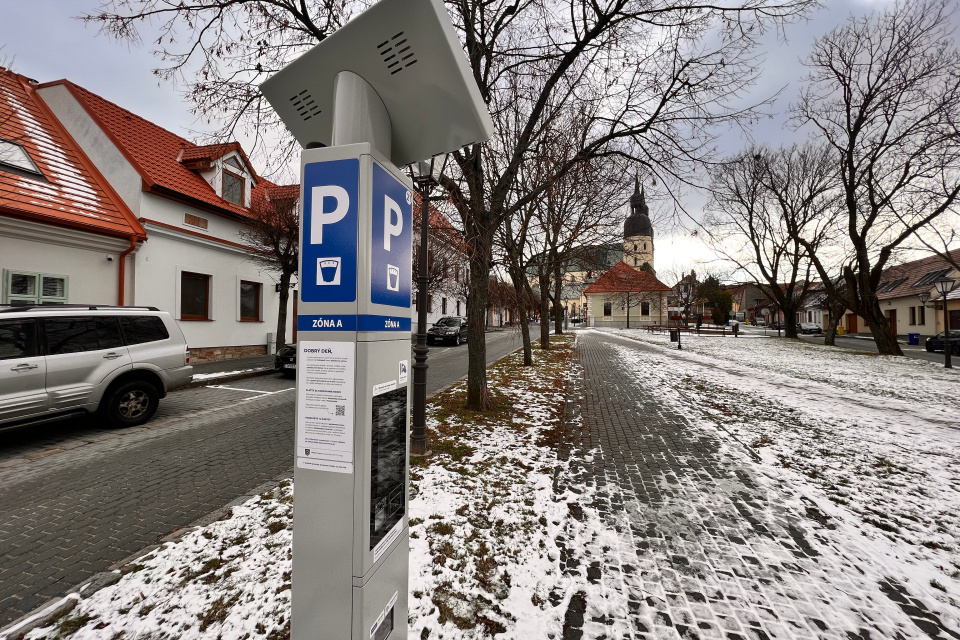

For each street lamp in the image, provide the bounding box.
[933,276,956,369]
[407,153,449,456]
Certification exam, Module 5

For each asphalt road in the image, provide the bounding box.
[0,328,526,625]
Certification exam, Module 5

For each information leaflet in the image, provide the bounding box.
[296,341,356,473]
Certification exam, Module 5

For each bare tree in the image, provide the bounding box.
[793,0,960,355]
[706,144,836,338]
[87,0,818,409]
[239,184,300,348]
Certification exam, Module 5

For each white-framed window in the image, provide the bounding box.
[2,270,68,305]
[641,301,651,316]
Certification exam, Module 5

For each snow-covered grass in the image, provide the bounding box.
[21,336,590,640]
[601,328,960,610]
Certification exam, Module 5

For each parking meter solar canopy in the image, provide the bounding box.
[260,0,493,167]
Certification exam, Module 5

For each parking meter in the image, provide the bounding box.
[260,0,492,637]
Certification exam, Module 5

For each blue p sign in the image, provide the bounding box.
[371,163,412,308]
[301,159,359,303]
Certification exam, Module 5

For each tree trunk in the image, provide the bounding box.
[781,301,799,339]
[508,265,534,366]
[824,308,841,346]
[466,243,492,410]
[553,264,563,336]
[276,271,291,349]
[860,295,904,356]
[538,270,551,350]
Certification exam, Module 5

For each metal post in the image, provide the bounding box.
[944,299,953,369]
[411,182,432,455]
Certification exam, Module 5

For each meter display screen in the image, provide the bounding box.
[370,387,406,549]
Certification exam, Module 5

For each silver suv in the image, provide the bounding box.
[0,305,193,431]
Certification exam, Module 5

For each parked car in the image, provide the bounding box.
[275,343,297,377]
[798,323,823,335]
[427,316,468,345]
[925,330,960,355]
[753,319,767,326]
[0,304,192,432]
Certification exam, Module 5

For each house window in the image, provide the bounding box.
[427,295,433,313]
[643,243,647,250]
[442,297,448,314]
[909,307,916,325]
[224,156,244,171]
[240,281,261,321]
[919,305,926,325]
[223,170,245,206]
[603,301,612,316]
[181,272,210,320]
[456,301,461,316]
[641,301,650,316]
[0,138,43,179]
[2,270,68,305]
[633,258,638,266]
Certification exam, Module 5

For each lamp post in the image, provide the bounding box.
[934,276,956,369]
[408,153,448,456]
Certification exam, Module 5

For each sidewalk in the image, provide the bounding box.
[559,330,960,639]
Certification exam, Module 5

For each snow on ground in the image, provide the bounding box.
[598,327,960,629]
[22,336,603,640]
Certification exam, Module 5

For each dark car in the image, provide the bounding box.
[275,344,297,377]
[925,330,960,355]
[798,322,822,335]
[427,316,468,345]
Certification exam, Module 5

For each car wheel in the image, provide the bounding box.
[953,345,960,357]
[282,369,296,379]
[102,380,159,428]
[926,343,934,352]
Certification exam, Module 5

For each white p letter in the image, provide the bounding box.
[383,195,403,251]
[311,185,350,244]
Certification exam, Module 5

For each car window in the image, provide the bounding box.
[0,319,39,361]
[95,317,124,349]
[119,316,169,345]
[436,318,459,327]
[44,317,100,354]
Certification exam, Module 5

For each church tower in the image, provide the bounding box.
[624,178,654,272]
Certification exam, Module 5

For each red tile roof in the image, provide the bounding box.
[412,192,466,252]
[876,249,960,300]
[37,79,274,219]
[584,261,672,294]
[0,69,144,239]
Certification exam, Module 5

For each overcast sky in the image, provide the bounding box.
[1,0,943,276]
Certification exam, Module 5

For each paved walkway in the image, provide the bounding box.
[558,331,955,640]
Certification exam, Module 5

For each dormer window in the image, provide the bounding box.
[0,139,44,180]
[224,156,244,172]
[223,170,245,206]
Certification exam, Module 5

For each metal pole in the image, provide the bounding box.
[944,299,953,369]
[411,182,432,455]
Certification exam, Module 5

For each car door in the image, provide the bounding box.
[42,316,131,412]
[0,317,48,424]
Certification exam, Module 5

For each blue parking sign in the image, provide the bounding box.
[370,163,412,308]
[301,159,359,302]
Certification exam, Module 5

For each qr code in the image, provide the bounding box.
[335,405,346,417]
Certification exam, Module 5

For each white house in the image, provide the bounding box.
[584,261,671,328]
[33,77,295,361]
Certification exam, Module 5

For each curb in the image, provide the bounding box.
[0,470,294,640]
[177,366,277,390]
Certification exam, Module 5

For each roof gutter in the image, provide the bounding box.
[117,236,138,305]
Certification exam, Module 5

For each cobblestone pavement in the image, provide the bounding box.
[556,331,957,640]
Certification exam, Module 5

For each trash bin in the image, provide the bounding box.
[669,329,679,343]
[837,326,845,336]
[908,332,920,346]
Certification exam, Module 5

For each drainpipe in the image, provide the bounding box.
[117,236,138,305]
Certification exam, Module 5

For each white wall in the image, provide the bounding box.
[36,84,144,215]
[0,215,129,305]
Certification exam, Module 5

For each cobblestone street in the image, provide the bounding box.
[558,331,959,640]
